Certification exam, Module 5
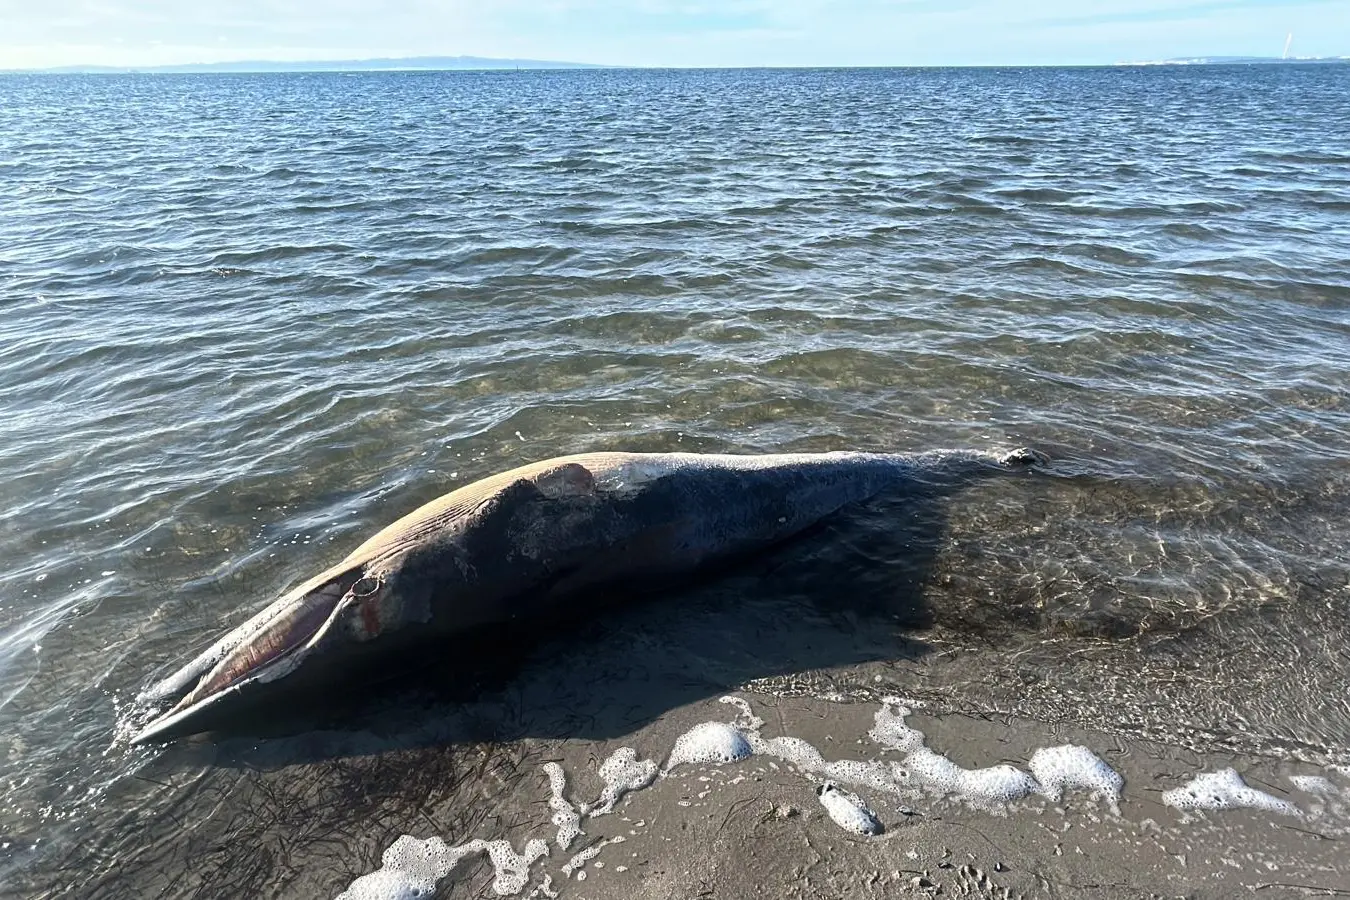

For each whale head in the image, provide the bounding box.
[129,550,449,744]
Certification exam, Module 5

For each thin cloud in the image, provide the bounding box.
[1,0,1346,69]
[1036,0,1345,29]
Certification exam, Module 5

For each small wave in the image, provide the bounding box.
[968,133,1047,146]
[991,187,1091,203]
[202,243,361,267]
[1058,242,1154,267]
[1249,150,1350,165]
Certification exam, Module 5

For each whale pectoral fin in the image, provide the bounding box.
[138,639,238,706]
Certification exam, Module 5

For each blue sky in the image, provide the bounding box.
[2,0,1346,69]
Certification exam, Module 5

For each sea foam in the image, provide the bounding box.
[1029,745,1124,808]
[336,836,548,900]
[542,762,582,850]
[590,747,659,815]
[1162,768,1300,816]
[666,721,753,769]
[336,695,1149,897]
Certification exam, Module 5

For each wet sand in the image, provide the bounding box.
[523,696,1348,900]
[52,686,1347,899]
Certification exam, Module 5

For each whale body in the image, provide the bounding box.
[132,448,1042,743]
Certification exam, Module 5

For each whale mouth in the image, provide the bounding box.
[131,579,357,744]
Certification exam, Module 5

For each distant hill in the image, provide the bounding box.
[14,55,604,74]
[1120,55,1349,66]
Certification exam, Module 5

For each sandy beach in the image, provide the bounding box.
[54,579,1348,899]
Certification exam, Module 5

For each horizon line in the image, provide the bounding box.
[7,54,1350,76]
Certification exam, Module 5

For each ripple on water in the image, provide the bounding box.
[0,65,1348,897]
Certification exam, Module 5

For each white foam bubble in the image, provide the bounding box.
[562,836,622,878]
[337,835,462,900]
[731,695,1042,811]
[338,867,432,900]
[867,698,926,753]
[590,748,658,816]
[1029,745,1124,807]
[542,763,582,850]
[906,746,1039,809]
[1162,768,1300,817]
[753,697,1039,810]
[562,846,601,877]
[752,734,899,797]
[666,722,753,769]
[482,839,550,895]
[756,734,827,771]
[1289,775,1338,795]
[816,782,884,836]
[337,836,548,899]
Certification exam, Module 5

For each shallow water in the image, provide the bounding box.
[1,66,1348,897]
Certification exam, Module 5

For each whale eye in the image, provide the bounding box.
[351,576,380,598]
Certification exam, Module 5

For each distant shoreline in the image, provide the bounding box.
[3,55,605,75]
[1118,55,1349,66]
[4,55,1347,75]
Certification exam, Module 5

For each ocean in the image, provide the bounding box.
[1,66,1348,897]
